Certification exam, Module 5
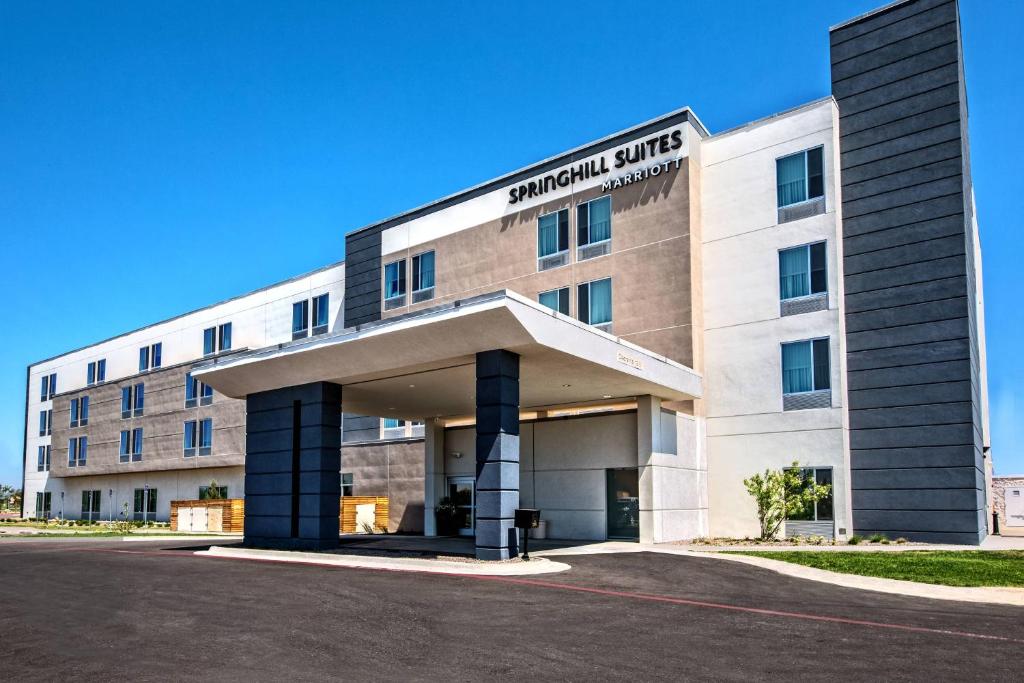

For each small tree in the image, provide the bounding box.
[204,480,224,500]
[743,461,831,540]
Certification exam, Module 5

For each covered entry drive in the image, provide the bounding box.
[195,291,705,559]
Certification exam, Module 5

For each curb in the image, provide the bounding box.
[197,545,572,576]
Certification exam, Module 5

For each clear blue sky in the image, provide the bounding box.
[1,0,1021,488]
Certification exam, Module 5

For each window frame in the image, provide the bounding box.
[781,337,831,396]
[198,417,213,456]
[311,294,329,335]
[68,436,87,468]
[536,208,570,268]
[341,473,354,497]
[778,241,827,302]
[776,146,825,209]
[576,195,612,250]
[183,420,197,458]
[783,466,834,522]
[411,251,435,301]
[292,299,310,340]
[538,287,570,316]
[577,277,613,328]
[119,430,131,463]
[218,322,232,351]
[203,327,216,356]
[384,259,407,305]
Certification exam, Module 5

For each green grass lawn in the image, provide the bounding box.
[738,550,1024,587]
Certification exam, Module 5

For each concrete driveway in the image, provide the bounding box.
[0,537,1019,680]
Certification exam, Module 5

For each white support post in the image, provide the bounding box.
[423,418,445,537]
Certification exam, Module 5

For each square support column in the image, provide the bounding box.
[243,382,342,550]
[423,418,445,537]
[475,350,520,560]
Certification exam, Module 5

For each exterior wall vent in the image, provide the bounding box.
[778,196,825,225]
[781,292,828,317]
[577,241,611,261]
[412,288,434,304]
[537,252,568,272]
[785,520,834,539]
[384,295,406,311]
[783,390,831,411]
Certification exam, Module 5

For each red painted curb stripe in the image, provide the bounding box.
[74,546,1024,645]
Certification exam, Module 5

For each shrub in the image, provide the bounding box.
[869,533,887,543]
[808,535,826,546]
[743,462,832,541]
[848,535,863,545]
[895,537,909,544]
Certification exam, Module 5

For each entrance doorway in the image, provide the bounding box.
[448,476,475,537]
[606,468,639,539]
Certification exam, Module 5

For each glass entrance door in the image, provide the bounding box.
[606,468,639,539]
[448,477,475,537]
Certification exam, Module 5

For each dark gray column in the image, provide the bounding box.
[244,381,342,550]
[475,350,520,560]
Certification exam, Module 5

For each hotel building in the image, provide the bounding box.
[22,0,991,558]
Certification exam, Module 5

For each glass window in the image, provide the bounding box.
[203,327,216,355]
[539,287,570,315]
[97,359,106,382]
[121,387,132,419]
[777,147,824,208]
[37,445,50,472]
[341,473,354,497]
[412,252,435,293]
[199,485,228,500]
[133,488,157,522]
[292,300,309,339]
[784,467,834,522]
[779,242,827,300]
[152,343,162,368]
[199,417,213,455]
[577,196,612,247]
[69,436,87,467]
[538,209,569,258]
[384,260,406,300]
[312,294,329,334]
[577,278,612,326]
[81,396,89,425]
[120,430,131,463]
[131,428,143,461]
[200,380,213,405]
[39,409,51,436]
[782,339,831,395]
[219,322,232,351]
[139,346,149,372]
[133,383,145,416]
[47,373,56,399]
[35,492,52,519]
[184,420,197,457]
[70,398,80,428]
[81,490,101,521]
[87,362,96,386]
[40,375,49,401]
[185,372,197,407]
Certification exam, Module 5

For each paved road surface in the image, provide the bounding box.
[0,538,1020,681]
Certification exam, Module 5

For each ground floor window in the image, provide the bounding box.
[35,492,51,519]
[133,488,157,522]
[81,490,101,521]
[784,467,834,521]
[199,485,228,500]
[341,473,354,497]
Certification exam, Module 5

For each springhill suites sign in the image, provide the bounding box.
[508,128,684,205]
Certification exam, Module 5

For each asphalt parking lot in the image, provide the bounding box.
[0,538,1020,681]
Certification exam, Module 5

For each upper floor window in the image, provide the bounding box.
[121,383,144,419]
[40,373,57,401]
[185,372,213,408]
[68,436,87,468]
[139,343,162,372]
[539,287,570,315]
[37,445,51,472]
[119,428,143,462]
[578,278,612,330]
[87,359,106,386]
[184,418,213,457]
[779,242,827,301]
[776,147,823,208]
[577,196,612,260]
[69,396,89,428]
[204,323,233,355]
[292,300,309,340]
[312,294,329,335]
[38,409,52,437]
[782,339,831,396]
[411,252,435,303]
[219,322,232,351]
[384,260,407,310]
[537,209,569,271]
[341,473,354,497]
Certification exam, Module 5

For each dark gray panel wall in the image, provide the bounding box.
[342,413,380,442]
[344,227,383,327]
[475,350,520,561]
[831,0,985,543]
[244,382,342,550]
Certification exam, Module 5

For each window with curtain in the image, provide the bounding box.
[539,287,570,315]
[537,209,569,258]
[776,147,824,208]
[577,196,612,246]
[384,260,406,299]
[413,251,435,292]
[779,242,827,301]
[312,294,329,334]
[782,339,830,394]
[293,300,309,339]
[218,322,232,351]
[203,327,216,355]
[578,278,612,326]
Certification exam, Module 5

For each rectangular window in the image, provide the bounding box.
[133,488,157,522]
[577,278,612,328]
[122,384,144,418]
[341,473,354,497]
[184,420,197,457]
[784,468,834,522]
[139,346,149,372]
[68,436,87,467]
[87,362,96,386]
[152,342,162,368]
[776,147,824,208]
[199,485,228,500]
[383,417,403,431]
[81,490,101,522]
[203,327,216,355]
[537,209,569,270]
[97,359,106,382]
[119,430,131,463]
[384,260,407,308]
[199,417,213,456]
[219,322,232,351]
[185,372,197,407]
[39,409,52,437]
[411,252,435,303]
[131,428,143,461]
[577,196,612,260]
[292,300,309,340]
[779,242,827,301]
[121,387,132,419]
[70,398,79,428]
[312,294,329,335]
[69,396,89,427]
[781,339,831,395]
[40,373,56,401]
[35,492,51,519]
[134,383,145,416]
[539,287,570,315]
[37,445,50,472]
